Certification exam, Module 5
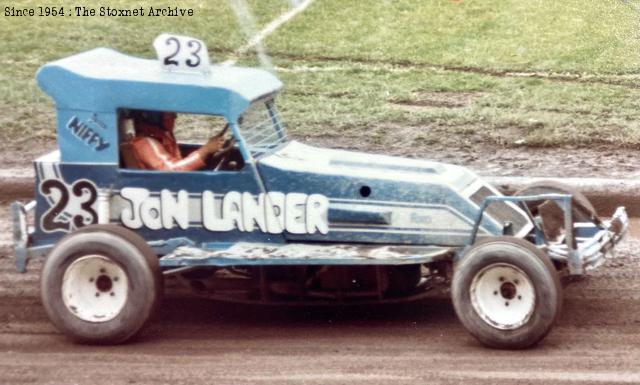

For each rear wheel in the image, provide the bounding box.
[41,225,161,344]
[452,237,561,349]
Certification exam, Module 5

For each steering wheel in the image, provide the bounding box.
[211,137,237,171]
[215,123,230,138]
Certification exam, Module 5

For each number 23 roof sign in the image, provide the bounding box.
[153,33,212,74]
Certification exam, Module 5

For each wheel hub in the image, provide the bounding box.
[96,275,113,292]
[500,282,517,300]
[470,263,535,330]
[62,255,128,323]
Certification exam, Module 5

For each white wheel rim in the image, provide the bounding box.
[62,255,129,323]
[470,263,535,330]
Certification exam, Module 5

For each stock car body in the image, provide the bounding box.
[11,37,628,349]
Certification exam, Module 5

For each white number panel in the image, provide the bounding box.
[153,33,211,74]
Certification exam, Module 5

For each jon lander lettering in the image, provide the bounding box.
[120,188,329,235]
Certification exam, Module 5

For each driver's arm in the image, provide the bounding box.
[132,137,208,171]
[198,135,225,160]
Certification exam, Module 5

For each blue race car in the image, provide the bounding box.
[12,35,628,348]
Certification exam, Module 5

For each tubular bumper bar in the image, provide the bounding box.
[472,194,629,276]
[547,206,628,273]
[11,200,36,273]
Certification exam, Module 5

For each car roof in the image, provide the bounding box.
[37,48,283,119]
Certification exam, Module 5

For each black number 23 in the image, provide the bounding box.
[164,37,202,68]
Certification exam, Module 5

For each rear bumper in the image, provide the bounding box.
[11,199,56,272]
[11,200,51,272]
[11,200,36,272]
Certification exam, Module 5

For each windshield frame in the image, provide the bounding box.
[236,97,289,159]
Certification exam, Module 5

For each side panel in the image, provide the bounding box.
[257,163,497,246]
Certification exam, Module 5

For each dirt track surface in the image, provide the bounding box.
[1,203,640,384]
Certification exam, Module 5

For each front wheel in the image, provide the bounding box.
[451,237,561,349]
[41,225,161,344]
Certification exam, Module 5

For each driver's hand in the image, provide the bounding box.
[204,135,225,154]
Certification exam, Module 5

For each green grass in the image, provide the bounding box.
[1,0,640,148]
[274,60,640,148]
[268,0,640,74]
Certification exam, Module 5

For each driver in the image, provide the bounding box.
[126,110,225,171]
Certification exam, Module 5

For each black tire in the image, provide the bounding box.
[513,180,598,222]
[451,237,562,349]
[41,225,161,344]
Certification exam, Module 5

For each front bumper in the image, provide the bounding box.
[473,194,629,276]
[547,206,629,274]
